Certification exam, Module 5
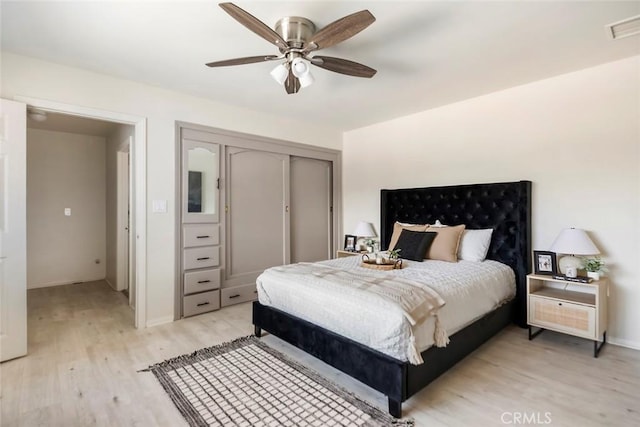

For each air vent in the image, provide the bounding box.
[605,14,640,40]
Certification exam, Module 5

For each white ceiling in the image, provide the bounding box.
[2,1,639,131]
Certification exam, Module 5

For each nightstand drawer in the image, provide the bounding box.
[184,246,220,270]
[184,268,221,295]
[221,284,257,307]
[183,290,220,317]
[183,224,219,248]
[529,295,596,339]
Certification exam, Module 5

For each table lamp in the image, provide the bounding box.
[549,228,600,275]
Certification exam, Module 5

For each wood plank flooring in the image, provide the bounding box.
[1,280,639,426]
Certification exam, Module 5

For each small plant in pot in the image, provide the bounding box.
[584,257,606,280]
[363,238,376,253]
[387,248,401,260]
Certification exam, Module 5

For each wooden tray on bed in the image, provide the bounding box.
[360,254,403,270]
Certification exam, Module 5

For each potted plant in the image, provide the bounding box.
[387,248,401,260]
[363,238,376,253]
[584,257,606,280]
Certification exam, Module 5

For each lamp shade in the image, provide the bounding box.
[549,228,600,255]
[270,63,289,85]
[353,221,377,238]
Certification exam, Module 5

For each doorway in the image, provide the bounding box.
[17,97,147,331]
[26,111,135,313]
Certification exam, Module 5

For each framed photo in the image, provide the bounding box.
[344,234,357,252]
[534,250,557,275]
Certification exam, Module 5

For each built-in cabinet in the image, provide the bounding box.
[180,139,222,317]
[176,124,341,319]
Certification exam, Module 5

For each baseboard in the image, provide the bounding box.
[608,336,640,351]
[27,277,106,289]
[145,315,174,328]
[105,278,116,290]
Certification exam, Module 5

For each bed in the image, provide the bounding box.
[253,180,532,418]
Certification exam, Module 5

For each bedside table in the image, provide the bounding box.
[336,250,365,258]
[527,274,608,357]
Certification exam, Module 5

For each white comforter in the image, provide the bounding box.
[257,256,515,363]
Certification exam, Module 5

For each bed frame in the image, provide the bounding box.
[253,180,532,418]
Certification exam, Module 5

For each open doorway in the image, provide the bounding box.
[19,97,147,331]
[26,111,136,319]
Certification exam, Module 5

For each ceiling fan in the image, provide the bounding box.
[206,2,377,94]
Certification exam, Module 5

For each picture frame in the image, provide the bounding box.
[533,250,557,275]
[344,234,357,252]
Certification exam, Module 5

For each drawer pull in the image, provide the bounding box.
[196,257,210,261]
[558,303,563,306]
[196,235,210,239]
[196,302,210,307]
[229,294,241,299]
[197,280,211,284]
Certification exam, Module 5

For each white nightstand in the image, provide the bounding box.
[336,250,365,258]
[527,274,608,357]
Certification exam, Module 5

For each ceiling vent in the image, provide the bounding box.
[605,14,640,40]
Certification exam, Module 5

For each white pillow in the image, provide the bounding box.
[458,229,493,262]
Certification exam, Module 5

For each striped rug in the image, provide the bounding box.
[143,336,413,427]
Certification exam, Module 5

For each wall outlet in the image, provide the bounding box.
[64,208,71,216]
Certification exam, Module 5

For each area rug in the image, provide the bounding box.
[143,336,413,427]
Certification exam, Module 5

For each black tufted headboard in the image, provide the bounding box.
[380,181,532,327]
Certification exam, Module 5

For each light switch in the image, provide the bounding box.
[152,200,167,213]
[64,208,71,216]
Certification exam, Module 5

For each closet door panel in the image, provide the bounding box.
[226,147,289,286]
[290,157,332,263]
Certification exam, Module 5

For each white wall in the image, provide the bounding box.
[1,52,342,326]
[105,124,134,290]
[343,56,640,349]
[27,129,107,288]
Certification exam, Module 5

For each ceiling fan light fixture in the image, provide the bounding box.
[297,70,314,88]
[270,63,289,85]
[290,57,314,88]
[291,57,309,78]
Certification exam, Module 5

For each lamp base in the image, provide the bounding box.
[557,255,583,275]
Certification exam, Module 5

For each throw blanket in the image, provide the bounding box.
[261,262,449,364]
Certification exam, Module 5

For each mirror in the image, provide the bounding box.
[187,146,218,215]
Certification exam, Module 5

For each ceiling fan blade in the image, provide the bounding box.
[285,68,300,94]
[219,3,288,50]
[310,56,377,78]
[206,55,279,67]
[304,10,375,53]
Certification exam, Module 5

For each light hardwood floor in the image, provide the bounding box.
[1,281,639,426]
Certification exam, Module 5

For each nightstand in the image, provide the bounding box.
[336,250,364,258]
[527,274,608,357]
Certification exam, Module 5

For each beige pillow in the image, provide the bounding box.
[425,224,466,262]
[388,222,428,251]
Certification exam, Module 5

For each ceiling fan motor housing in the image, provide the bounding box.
[275,17,316,50]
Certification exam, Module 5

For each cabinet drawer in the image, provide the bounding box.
[184,246,220,270]
[184,269,221,295]
[529,295,596,339]
[221,283,258,307]
[183,290,220,317]
[183,224,219,248]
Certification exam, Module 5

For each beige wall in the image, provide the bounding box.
[105,124,134,290]
[343,56,640,349]
[2,52,342,326]
[27,129,107,288]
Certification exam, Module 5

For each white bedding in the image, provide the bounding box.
[257,256,515,363]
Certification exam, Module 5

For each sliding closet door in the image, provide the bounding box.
[226,147,289,287]
[290,157,332,263]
